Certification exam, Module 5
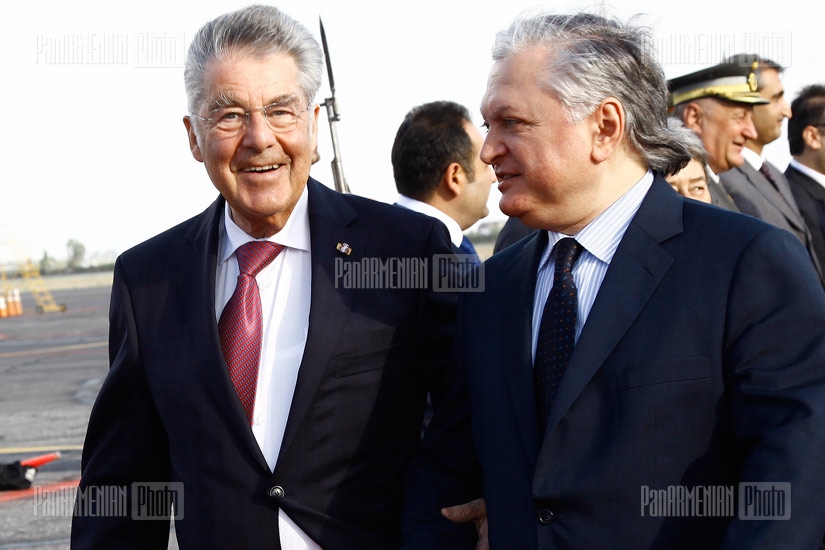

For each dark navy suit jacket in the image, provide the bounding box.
[72,178,457,549]
[405,175,825,549]
[787,164,825,278]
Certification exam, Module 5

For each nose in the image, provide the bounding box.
[782,98,792,120]
[241,109,278,151]
[480,132,502,167]
[742,114,758,141]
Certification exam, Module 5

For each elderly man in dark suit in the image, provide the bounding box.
[787,84,825,277]
[71,6,463,549]
[404,10,825,549]
[718,54,822,281]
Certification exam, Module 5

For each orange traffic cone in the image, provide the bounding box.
[5,291,15,317]
[0,296,7,319]
[11,289,22,316]
[20,452,62,468]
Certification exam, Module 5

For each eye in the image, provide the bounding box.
[264,104,297,118]
[690,185,707,196]
[212,108,244,122]
[500,118,524,129]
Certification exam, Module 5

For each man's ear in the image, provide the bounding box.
[591,97,624,163]
[681,102,703,136]
[183,116,203,162]
[803,125,823,151]
[441,162,464,198]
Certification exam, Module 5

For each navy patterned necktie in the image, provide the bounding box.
[219,241,284,424]
[759,163,780,192]
[534,237,584,436]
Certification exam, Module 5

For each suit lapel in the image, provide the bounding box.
[543,178,680,436]
[276,179,361,463]
[765,161,803,215]
[742,163,807,230]
[183,197,271,470]
[497,232,546,461]
[790,166,825,206]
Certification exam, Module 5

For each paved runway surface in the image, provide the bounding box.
[0,279,180,549]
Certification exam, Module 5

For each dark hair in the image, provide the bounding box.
[391,101,475,201]
[788,84,825,155]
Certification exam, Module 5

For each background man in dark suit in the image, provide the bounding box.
[71,6,462,549]
[718,54,822,281]
[391,100,496,263]
[405,10,825,549]
[668,60,770,211]
[787,84,825,277]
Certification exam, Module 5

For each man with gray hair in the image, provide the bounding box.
[71,5,463,549]
[405,10,825,549]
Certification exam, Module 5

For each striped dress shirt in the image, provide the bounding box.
[531,171,654,361]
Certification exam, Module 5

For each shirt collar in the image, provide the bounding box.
[741,147,763,171]
[538,170,654,270]
[789,158,825,189]
[395,194,464,247]
[219,183,311,265]
[706,164,720,183]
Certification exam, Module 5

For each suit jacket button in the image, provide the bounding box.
[269,486,285,498]
[538,509,555,525]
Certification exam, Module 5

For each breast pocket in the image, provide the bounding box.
[611,356,711,391]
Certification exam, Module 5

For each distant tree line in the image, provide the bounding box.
[37,239,115,275]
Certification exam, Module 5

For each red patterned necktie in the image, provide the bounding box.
[534,237,584,436]
[219,241,284,424]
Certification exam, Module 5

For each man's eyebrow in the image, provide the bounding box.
[265,93,301,107]
[206,92,302,110]
[206,91,239,110]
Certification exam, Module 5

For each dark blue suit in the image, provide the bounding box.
[72,179,457,549]
[405,175,825,549]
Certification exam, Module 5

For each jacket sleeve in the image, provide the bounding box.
[402,288,483,549]
[70,258,172,549]
[721,227,825,548]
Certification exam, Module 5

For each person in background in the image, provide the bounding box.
[404,10,825,549]
[665,118,712,204]
[786,84,825,276]
[71,5,467,549]
[392,100,496,264]
[668,59,769,211]
[718,54,822,281]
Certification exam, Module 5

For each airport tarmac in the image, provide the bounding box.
[0,276,180,549]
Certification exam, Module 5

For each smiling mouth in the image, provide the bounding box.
[241,164,281,173]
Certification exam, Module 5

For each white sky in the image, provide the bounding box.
[1,0,816,262]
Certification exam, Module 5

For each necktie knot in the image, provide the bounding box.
[554,238,583,274]
[758,163,779,190]
[235,241,284,277]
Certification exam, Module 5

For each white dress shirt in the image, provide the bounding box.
[741,146,765,172]
[215,185,319,549]
[395,194,465,248]
[532,171,653,361]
